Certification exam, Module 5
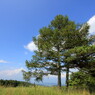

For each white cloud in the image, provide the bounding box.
[0,60,9,63]
[24,41,38,52]
[47,73,66,78]
[88,15,95,35]
[0,68,24,77]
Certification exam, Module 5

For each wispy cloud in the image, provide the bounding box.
[0,68,24,81]
[24,51,28,55]
[0,60,9,63]
[47,73,66,78]
[24,41,38,52]
[0,68,24,77]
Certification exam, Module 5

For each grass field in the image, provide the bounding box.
[0,86,94,95]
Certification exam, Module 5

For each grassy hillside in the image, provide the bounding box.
[0,86,94,95]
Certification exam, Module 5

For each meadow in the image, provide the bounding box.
[0,86,94,95]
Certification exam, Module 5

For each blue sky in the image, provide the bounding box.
[0,0,95,85]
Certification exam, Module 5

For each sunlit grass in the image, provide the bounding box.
[0,86,94,95]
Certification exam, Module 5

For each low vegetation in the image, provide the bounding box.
[0,86,95,95]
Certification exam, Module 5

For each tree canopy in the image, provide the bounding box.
[23,14,95,88]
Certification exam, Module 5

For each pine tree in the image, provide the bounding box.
[23,15,92,88]
[64,24,95,85]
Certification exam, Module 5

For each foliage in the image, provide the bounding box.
[23,14,95,88]
[64,45,95,68]
[0,79,32,87]
[69,71,95,86]
[63,23,95,88]
[23,15,81,87]
[69,71,95,93]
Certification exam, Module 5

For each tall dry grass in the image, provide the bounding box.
[0,86,94,95]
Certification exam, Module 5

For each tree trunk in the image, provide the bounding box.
[58,68,61,88]
[66,65,69,88]
[57,47,61,88]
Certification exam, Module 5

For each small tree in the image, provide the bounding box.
[69,70,95,93]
